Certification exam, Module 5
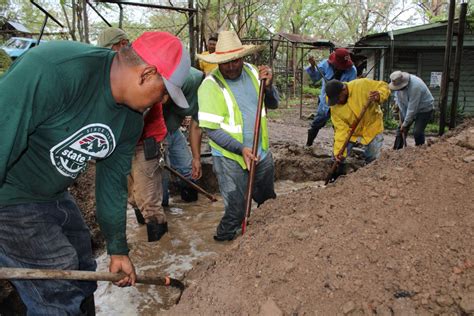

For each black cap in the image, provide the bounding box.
[325,80,344,106]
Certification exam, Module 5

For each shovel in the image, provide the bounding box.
[324,98,372,185]
[0,267,184,291]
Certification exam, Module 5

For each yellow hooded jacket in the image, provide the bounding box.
[330,78,390,157]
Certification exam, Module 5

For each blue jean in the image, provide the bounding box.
[309,103,330,133]
[347,133,384,163]
[162,129,193,205]
[212,152,276,239]
[0,194,97,315]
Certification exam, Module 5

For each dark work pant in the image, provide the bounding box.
[309,107,330,133]
[212,152,276,239]
[397,110,433,146]
[0,194,97,315]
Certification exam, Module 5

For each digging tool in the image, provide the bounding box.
[393,111,407,150]
[324,98,373,185]
[314,62,328,84]
[0,267,185,291]
[241,79,266,235]
[308,55,328,84]
[158,156,218,202]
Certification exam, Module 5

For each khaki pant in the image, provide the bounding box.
[128,144,166,224]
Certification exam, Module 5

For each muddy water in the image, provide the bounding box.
[94,180,323,315]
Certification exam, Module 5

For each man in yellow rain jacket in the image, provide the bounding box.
[325,78,390,165]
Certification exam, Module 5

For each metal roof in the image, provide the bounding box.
[275,32,334,48]
[358,20,453,42]
[7,21,31,33]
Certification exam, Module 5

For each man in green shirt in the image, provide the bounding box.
[0,32,190,314]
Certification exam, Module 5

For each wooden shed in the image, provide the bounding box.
[354,20,474,116]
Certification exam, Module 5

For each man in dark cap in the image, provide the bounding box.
[97,27,130,51]
[325,78,389,165]
[305,48,357,147]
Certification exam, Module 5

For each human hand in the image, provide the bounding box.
[335,154,344,163]
[191,158,202,180]
[308,56,316,67]
[258,65,273,87]
[400,125,405,134]
[109,255,136,287]
[368,91,380,103]
[242,147,259,170]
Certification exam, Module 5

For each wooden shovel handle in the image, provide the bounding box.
[0,267,184,290]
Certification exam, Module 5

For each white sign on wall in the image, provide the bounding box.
[430,72,442,88]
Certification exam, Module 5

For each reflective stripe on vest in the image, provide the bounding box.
[207,75,243,134]
[209,63,265,129]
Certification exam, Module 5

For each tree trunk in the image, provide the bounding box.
[75,0,84,42]
[61,2,76,41]
[82,0,89,43]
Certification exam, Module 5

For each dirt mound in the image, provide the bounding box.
[168,123,474,315]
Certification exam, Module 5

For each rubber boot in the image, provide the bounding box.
[133,207,145,225]
[80,295,95,316]
[329,163,346,183]
[306,128,319,147]
[146,221,168,242]
[180,185,198,202]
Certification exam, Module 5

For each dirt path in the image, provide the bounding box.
[167,121,474,315]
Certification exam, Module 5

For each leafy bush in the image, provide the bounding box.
[302,85,320,97]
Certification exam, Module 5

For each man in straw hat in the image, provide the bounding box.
[305,48,357,148]
[325,78,390,175]
[389,71,434,147]
[0,31,189,313]
[197,30,279,241]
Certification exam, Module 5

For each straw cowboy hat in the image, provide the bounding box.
[389,71,410,90]
[197,30,264,64]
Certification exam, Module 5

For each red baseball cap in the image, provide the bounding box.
[328,48,353,70]
[132,32,190,108]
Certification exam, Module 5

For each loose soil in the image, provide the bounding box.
[2,98,473,315]
[167,120,474,315]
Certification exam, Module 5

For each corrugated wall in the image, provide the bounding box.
[393,48,474,116]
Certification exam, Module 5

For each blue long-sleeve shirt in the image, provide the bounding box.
[305,59,357,113]
[393,74,434,128]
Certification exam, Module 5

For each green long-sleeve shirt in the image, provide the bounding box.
[0,41,143,255]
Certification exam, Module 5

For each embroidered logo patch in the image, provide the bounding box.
[50,124,116,178]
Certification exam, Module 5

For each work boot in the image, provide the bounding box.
[80,295,95,316]
[133,207,145,225]
[213,234,235,242]
[146,221,168,242]
[305,128,319,147]
[181,185,198,202]
[328,163,346,183]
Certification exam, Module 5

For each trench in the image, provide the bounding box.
[0,140,368,314]
[93,143,361,314]
[94,178,323,315]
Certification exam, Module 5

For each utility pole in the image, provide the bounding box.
[189,0,196,67]
[438,0,455,135]
[449,3,468,129]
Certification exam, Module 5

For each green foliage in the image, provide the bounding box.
[302,85,320,97]
[383,117,399,130]
[266,110,281,120]
[0,48,11,74]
